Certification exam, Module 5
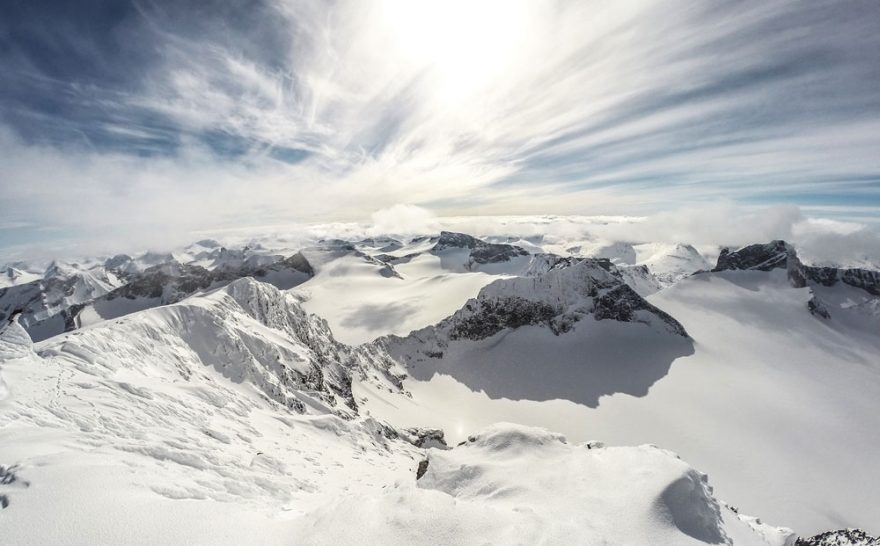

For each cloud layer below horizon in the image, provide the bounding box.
[1,0,879,256]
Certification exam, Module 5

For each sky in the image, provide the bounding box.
[1,0,879,258]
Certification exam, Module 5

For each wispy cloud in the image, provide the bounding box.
[1,0,878,255]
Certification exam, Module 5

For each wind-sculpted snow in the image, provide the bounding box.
[37,278,361,414]
[3,227,879,541]
[380,258,693,407]
[0,328,420,542]
[291,423,795,545]
[0,319,32,362]
[0,289,794,544]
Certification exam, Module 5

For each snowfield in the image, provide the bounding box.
[1,223,879,544]
[361,268,880,535]
[1,305,795,545]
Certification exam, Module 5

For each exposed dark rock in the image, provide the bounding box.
[713,240,794,272]
[373,252,421,265]
[103,254,137,277]
[357,237,403,252]
[26,251,317,341]
[712,240,880,298]
[0,271,111,329]
[433,231,483,250]
[432,231,529,265]
[795,528,879,546]
[449,297,560,341]
[471,244,529,264]
[393,257,689,348]
[316,239,357,251]
[593,285,689,336]
[803,267,880,297]
[807,292,831,319]
[274,251,315,277]
[416,459,430,480]
[404,428,449,449]
[108,264,211,300]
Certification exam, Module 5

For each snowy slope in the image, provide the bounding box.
[359,265,880,535]
[0,320,419,544]
[293,241,505,345]
[0,264,123,336]
[1,289,796,545]
[0,265,42,288]
[41,278,366,414]
[378,258,692,408]
[3,227,879,542]
[636,242,711,285]
[18,252,315,342]
[581,241,638,264]
[293,234,682,345]
[289,424,796,546]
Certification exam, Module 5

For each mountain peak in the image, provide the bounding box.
[713,240,796,272]
[434,231,483,250]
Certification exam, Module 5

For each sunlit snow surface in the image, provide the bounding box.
[2,219,880,543]
[1,312,792,545]
[360,269,880,534]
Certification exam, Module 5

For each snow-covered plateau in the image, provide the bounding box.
[1,221,879,545]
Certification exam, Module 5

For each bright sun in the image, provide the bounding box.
[377,0,533,100]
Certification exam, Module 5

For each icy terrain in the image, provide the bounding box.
[1,291,795,545]
[2,220,879,544]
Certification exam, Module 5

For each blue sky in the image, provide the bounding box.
[1,0,879,256]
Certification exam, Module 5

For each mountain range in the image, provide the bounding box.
[1,224,878,545]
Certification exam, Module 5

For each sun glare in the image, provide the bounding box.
[378,0,532,101]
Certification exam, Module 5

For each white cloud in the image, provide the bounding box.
[369,204,439,236]
[589,203,803,247]
[2,0,879,258]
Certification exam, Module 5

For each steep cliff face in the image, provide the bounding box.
[714,240,797,273]
[710,241,880,319]
[432,231,530,270]
[430,257,689,341]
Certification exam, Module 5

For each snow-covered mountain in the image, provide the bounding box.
[44,278,366,413]
[379,257,691,407]
[2,226,879,544]
[638,242,711,285]
[357,237,880,537]
[570,241,710,288]
[0,264,42,288]
[710,240,880,323]
[0,262,123,337]
[0,312,802,545]
[291,423,799,545]
[3,250,315,342]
